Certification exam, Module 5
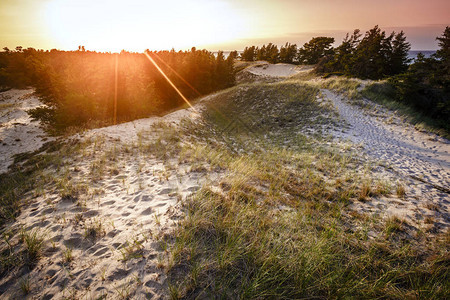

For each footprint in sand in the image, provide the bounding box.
[101,200,116,206]
[144,279,163,289]
[141,207,153,215]
[93,247,109,257]
[83,210,99,217]
[158,188,174,195]
[63,235,85,249]
[107,268,130,281]
[107,229,120,238]
[141,195,153,202]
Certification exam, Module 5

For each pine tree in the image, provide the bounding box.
[435,26,450,62]
[298,37,334,64]
[433,26,450,94]
[350,25,391,79]
[279,43,297,64]
[241,46,256,61]
[389,31,411,75]
[317,30,361,73]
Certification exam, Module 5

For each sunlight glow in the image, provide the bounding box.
[152,53,202,97]
[144,52,197,112]
[45,0,248,51]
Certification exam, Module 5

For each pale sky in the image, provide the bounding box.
[1,0,449,51]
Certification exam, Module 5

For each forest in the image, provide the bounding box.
[0,47,235,131]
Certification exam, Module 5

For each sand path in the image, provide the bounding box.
[323,89,450,191]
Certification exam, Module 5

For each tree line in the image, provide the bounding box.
[241,25,411,79]
[0,47,235,131]
[241,25,449,132]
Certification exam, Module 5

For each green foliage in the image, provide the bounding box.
[390,31,410,74]
[298,36,335,64]
[362,79,449,136]
[241,46,257,61]
[317,30,361,75]
[228,50,239,60]
[0,47,40,89]
[434,26,450,95]
[317,26,411,79]
[256,43,279,63]
[1,47,236,131]
[364,27,450,135]
[279,42,297,64]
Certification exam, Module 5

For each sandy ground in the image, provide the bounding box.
[322,89,450,230]
[0,89,53,174]
[246,63,304,77]
[0,94,218,299]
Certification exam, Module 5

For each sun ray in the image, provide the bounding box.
[114,54,118,124]
[144,52,197,112]
[151,52,202,97]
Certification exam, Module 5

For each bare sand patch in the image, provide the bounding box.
[246,63,305,77]
[0,89,53,174]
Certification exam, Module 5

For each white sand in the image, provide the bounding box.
[83,106,201,144]
[0,89,53,174]
[246,63,304,77]
[322,89,450,229]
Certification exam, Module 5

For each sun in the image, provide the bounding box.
[45,0,248,52]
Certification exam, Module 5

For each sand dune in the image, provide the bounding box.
[246,63,304,77]
[1,63,449,298]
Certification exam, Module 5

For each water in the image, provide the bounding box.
[407,50,436,61]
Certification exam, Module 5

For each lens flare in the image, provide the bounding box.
[144,52,197,112]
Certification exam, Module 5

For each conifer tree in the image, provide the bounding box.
[279,43,297,63]
[389,31,411,75]
[241,46,257,61]
[298,37,334,64]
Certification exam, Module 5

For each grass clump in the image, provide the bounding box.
[20,228,44,264]
[84,218,105,240]
[1,227,45,275]
[19,276,31,295]
[317,77,363,100]
[168,182,448,298]
[62,246,73,263]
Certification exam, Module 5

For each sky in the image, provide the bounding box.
[0,0,449,52]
